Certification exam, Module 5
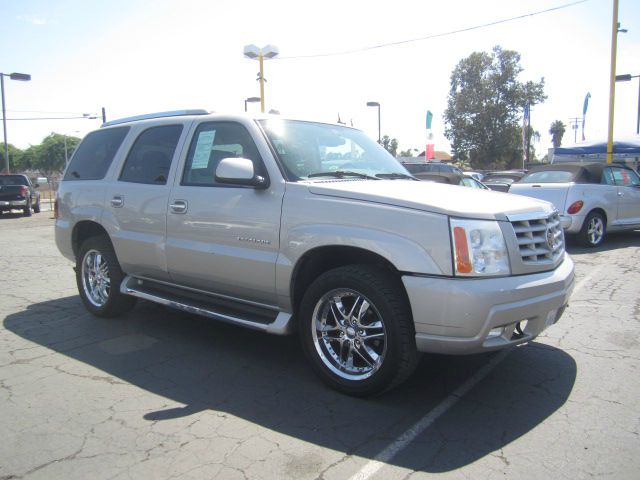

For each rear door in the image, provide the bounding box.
[165,121,284,305]
[102,124,186,280]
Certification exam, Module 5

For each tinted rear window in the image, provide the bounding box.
[64,127,130,181]
[0,175,28,186]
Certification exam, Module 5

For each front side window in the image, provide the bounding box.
[182,122,262,186]
[64,127,130,180]
[259,119,409,180]
[611,167,640,187]
[119,125,183,185]
[601,168,615,185]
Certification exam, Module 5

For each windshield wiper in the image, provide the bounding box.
[307,170,380,180]
[375,172,418,180]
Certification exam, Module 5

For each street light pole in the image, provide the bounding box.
[243,45,279,114]
[1,71,31,174]
[616,74,640,134]
[244,96,261,112]
[366,101,381,143]
[606,0,621,164]
[1,74,7,174]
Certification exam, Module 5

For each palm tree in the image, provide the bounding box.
[549,120,566,148]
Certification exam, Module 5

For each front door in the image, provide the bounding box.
[165,121,283,306]
[611,166,640,225]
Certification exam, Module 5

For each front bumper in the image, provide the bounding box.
[402,253,575,354]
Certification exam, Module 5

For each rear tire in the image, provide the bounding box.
[23,200,32,217]
[33,200,41,213]
[299,265,418,397]
[578,211,605,247]
[76,236,136,317]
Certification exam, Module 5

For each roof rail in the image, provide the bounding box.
[101,109,209,127]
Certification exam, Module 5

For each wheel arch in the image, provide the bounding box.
[290,245,407,319]
[72,220,111,258]
[586,207,608,226]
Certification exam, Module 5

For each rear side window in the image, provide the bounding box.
[64,127,129,181]
[119,125,183,185]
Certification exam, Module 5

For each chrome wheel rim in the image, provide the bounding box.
[81,249,110,307]
[311,289,387,381]
[587,216,604,245]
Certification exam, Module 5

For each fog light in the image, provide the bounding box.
[487,327,504,339]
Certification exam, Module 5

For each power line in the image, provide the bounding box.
[5,109,91,115]
[1,116,99,121]
[279,0,589,60]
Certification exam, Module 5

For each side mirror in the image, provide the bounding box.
[215,157,268,189]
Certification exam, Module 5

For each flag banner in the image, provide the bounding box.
[426,111,433,130]
[426,144,435,160]
[581,93,591,141]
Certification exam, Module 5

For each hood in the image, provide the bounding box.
[306,179,554,220]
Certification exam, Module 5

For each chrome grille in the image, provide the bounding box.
[510,212,564,265]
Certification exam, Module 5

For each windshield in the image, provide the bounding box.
[258,119,410,180]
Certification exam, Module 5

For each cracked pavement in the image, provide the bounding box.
[1,213,638,479]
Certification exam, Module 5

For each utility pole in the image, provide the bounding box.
[606,0,620,164]
[569,117,581,143]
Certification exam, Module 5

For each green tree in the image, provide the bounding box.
[32,133,81,176]
[444,46,546,169]
[524,126,541,163]
[17,145,38,171]
[398,148,418,157]
[380,135,399,157]
[0,143,24,173]
[549,120,566,148]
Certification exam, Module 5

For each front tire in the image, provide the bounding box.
[578,211,605,247]
[299,265,418,397]
[76,236,136,317]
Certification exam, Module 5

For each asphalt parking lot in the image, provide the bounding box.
[1,212,639,480]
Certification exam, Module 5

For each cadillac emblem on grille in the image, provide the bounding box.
[546,227,557,251]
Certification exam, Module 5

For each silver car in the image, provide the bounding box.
[510,163,640,246]
[55,111,574,396]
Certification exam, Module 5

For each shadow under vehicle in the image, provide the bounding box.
[5,296,576,474]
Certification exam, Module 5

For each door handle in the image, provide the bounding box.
[170,200,188,214]
[111,195,124,208]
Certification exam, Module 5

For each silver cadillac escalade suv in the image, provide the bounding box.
[55,110,575,396]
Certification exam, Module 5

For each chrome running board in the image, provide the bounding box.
[120,275,293,335]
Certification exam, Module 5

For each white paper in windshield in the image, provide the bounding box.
[192,130,216,169]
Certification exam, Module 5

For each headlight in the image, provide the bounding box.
[450,219,510,277]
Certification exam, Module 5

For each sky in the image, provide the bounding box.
[1,0,639,159]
